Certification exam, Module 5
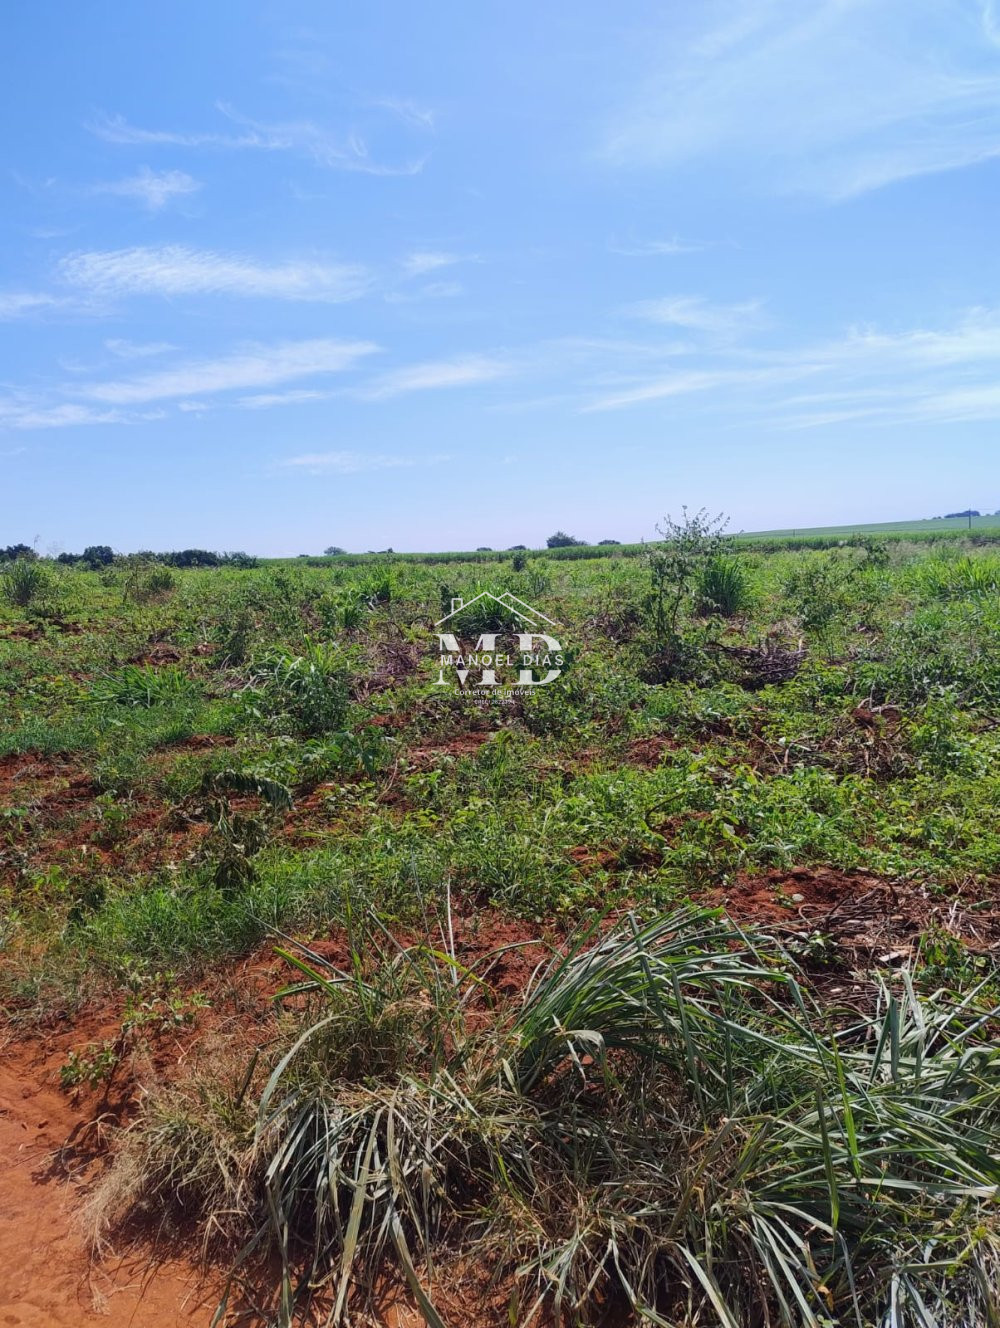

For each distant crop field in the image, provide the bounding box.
[272,516,1000,566]
[741,513,1000,540]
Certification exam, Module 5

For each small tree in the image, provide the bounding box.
[81,545,115,570]
[645,508,730,664]
[546,531,583,548]
[324,546,346,556]
[1,543,36,563]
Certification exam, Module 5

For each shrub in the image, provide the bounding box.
[784,555,853,631]
[247,642,352,736]
[546,530,584,547]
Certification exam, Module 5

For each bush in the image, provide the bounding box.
[546,530,584,548]
[784,555,854,632]
[247,642,352,736]
[1,556,49,608]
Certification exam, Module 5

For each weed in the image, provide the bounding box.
[1,557,50,608]
[60,1041,118,1091]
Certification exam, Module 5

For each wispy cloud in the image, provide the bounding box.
[88,111,263,149]
[400,251,467,278]
[278,449,449,475]
[357,355,508,400]
[105,338,175,359]
[238,388,332,410]
[89,102,429,176]
[581,305,1000,422]
[78,338,377,405]
[0,398,126,430]
[0,291,69,320]
[626,294,765,337]
[371,97,436,129]
[60,245,370,302]
[603,0,1000,198]
[94,166,201,210]
[609,235,705,257]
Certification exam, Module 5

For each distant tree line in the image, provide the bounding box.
[1,544,258,569]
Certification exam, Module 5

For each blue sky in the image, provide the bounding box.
[2,1,1000,553]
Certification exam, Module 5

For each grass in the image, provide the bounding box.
[92,906,1000,1328]
[3,528,1000,1323]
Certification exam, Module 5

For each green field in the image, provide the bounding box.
[742,512,1000,539]
[2,533,999,1325]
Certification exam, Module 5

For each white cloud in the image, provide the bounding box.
[358,355,508,400]
[626,294,765,336]
[603,0,1000,197]
[87,111,271,150]
[371,96,436,129]
[609,236,705,257]
[105,338,175,359]
[79,338,377,405]
[400,251,466,277]
[60,245,370,303]
[581,305,1000,422]
[0,291,67,320]
[0,399,125,430]
[95,166,201,210]
[278,450,449,475]
[89,104,429,176]
[583,365,806,413]
[238,388,331,409]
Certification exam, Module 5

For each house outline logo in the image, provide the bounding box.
[431,589,565,698]
[434,589,559,629]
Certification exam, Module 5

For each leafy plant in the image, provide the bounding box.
[194,769,293,893]
[60,1041,118,1090]
[247,642,353,737]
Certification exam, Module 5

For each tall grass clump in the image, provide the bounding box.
[1,556,49,608]
[697,553,754,616]
[95,907,1000,1327]
[88,663,199,708]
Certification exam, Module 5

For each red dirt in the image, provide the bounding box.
[625,734,676,768]
[405,731,493,767]
[0,1025,216,1327]
[0,906,560,1325]
[713,865,1000,963]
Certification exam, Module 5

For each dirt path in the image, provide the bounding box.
[0,1032,216,1327]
